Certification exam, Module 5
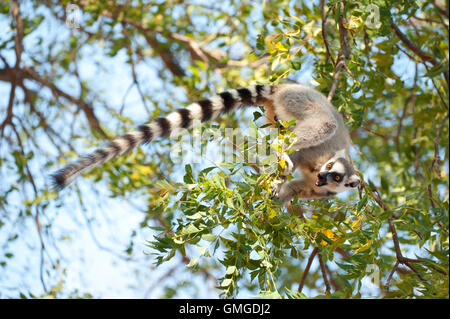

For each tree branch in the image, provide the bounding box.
[390,16,449,87]
[328,1,351,101]
[21,65,109,138]
[0,64,109,139]
[318,252,331,294]
[73,0,265,76]
[427,112,449,221]
[367,187,445,288]
[0,0,24,135]
[298,247,319,292]
[11,123,48,294]
[384,261,399,291]
[320,0,336,67]
[390,17,439,65]
[430,0,449,19]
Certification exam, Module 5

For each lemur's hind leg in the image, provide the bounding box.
[272,178,333,205]
[279,152,295,175]
[275,150,303,176]
[270,151,304,204]
[271,179,308,205]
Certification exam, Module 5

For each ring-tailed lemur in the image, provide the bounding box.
[51,84,360,205]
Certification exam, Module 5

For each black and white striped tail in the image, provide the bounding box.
[51,84,274,190]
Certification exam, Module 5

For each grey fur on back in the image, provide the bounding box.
[273,84,351,168]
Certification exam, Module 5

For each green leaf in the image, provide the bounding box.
[186,257,199,268]
[255,291,282,299]
[182,224,201,235]
[183,164,194,184]
[221,278,233,287]
[201,233,217,242]
[225,265,237,275]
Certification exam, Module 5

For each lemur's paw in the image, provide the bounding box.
[270,176,287,200]
[271,179,296,206]
[280,153,295,175]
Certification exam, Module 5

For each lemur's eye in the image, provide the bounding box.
[334,175,341,182]
[326,163,333,169]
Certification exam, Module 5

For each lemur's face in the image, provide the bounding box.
[316,152,360,194]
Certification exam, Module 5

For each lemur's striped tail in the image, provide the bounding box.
[51,84,274,189]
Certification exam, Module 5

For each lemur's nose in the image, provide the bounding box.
[316,172,328,187]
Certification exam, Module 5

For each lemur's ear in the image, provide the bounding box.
[335,149,347,158]
[346,174,361,188]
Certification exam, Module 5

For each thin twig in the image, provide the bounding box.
[320,0,336,67]
[360,125,390,140]
[0,0,23,135]
[384,261,399,291]
[430,0,449,19]
[121,24,151,114]
[328,1,351,101]
[298,247,319,292]
[11,124,48,294]
[21,65,109,138]
[390,16,448,88]
[318,252,331,294]
[364,183,442,288]
[430,112,449,175]
[423,63,449,110]
[325,263,340,291]
[427,112,449,215]
[390,17,438,65]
